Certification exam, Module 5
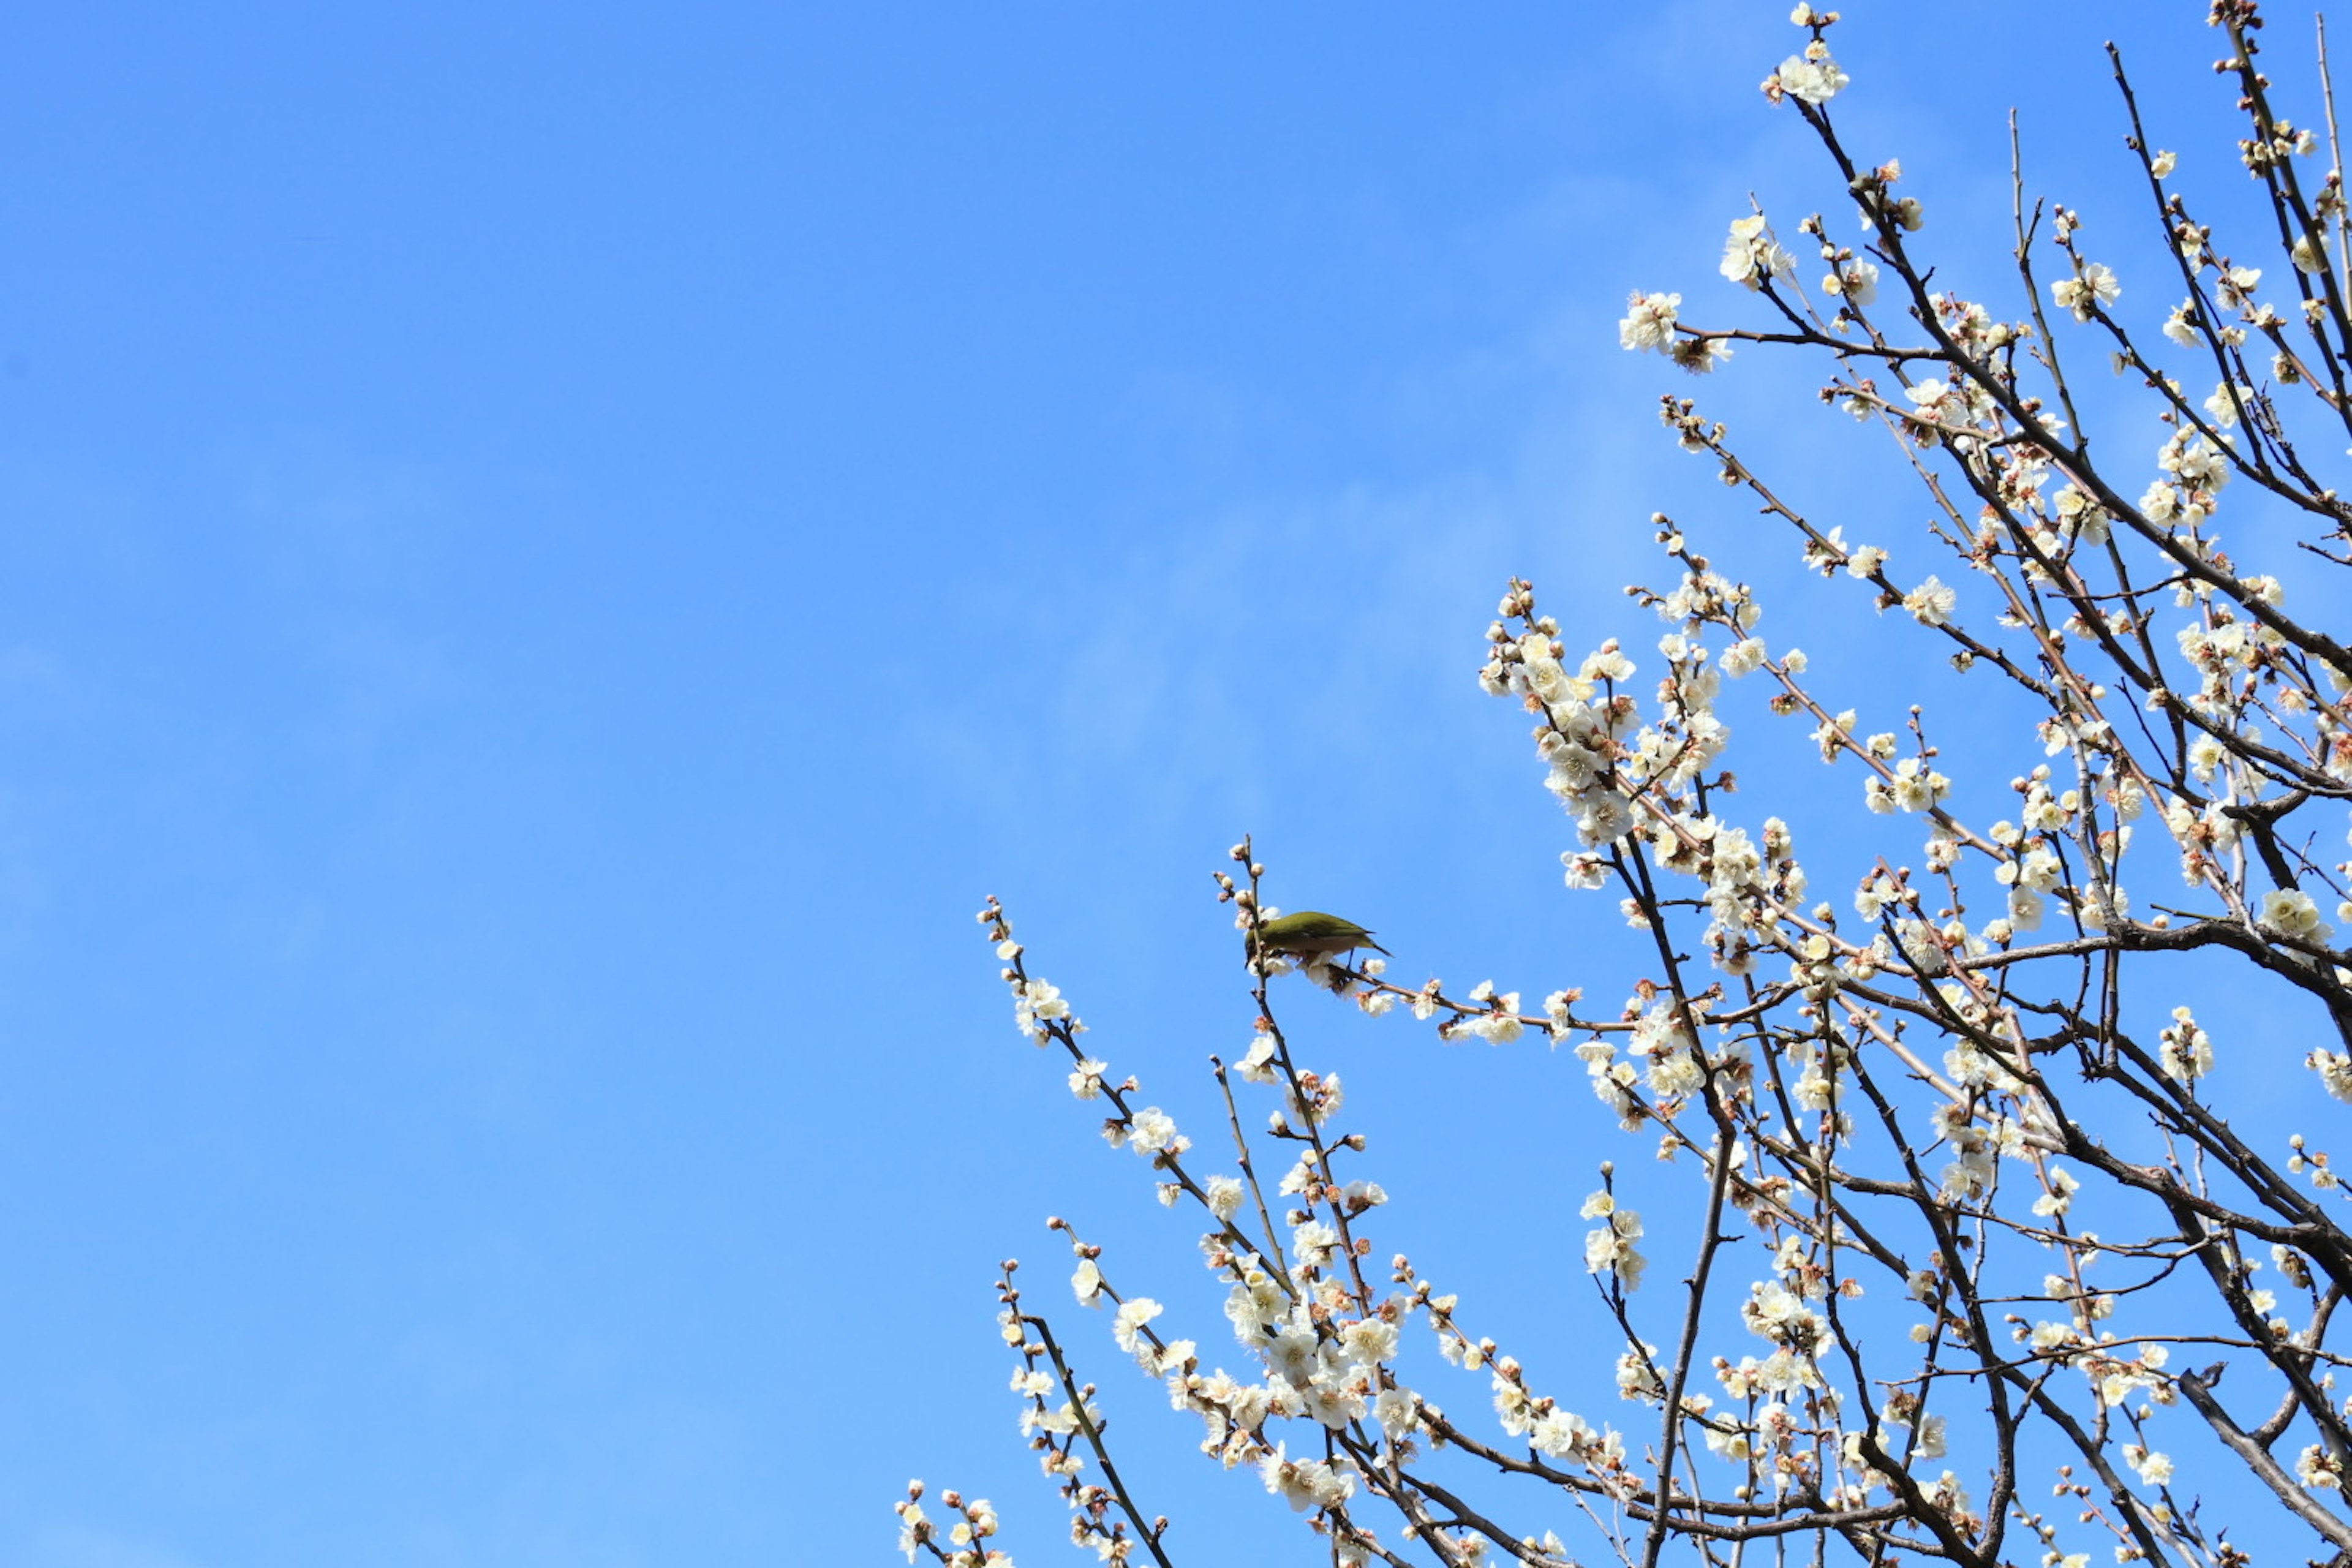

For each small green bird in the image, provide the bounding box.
[1247,910,1390,963]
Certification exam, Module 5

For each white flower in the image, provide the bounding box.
[1721,214,1795,288]
[1824,258,1880,307]
[2263,888,2332,944]
[1265,1322,1320,1387]
[1529,1408,1594,1457]
[2051,262,2120,323]
[1126,1106,1182,1155]
[2203,382,2250,429]
[1224,1270,1286,1344]
[2031,1166,2080,1217]
[1906,378,1955,419]
[1471,1010,1524,1045]
[960,1498,999,1542]
[1259,1444,1357,1512]
[1670,335,1732,375]
[1492,1371,1534,1436]
[1584,1204,1647,1290]
[1113,1297,1164,1353]
[1616,1344,1664,1400]
[1373,1385,1419,1436]
[1336,1314,1397,1366]
[1902,575,1957,626]
[1562,851,1610,889]
[895,1500,930,1561]
[1291,1219,1342,1267]
[1205,1174,1246,1221]
[1013,977,1071,1038]
[1581,644,1637,682]
[1578,791,1637,847]
[1775,50,1850,105]
[2151,149,2177,177]
[1717,638,1767,677]
[1237,1031,1280,1085]
[2161,1006,2213,1082]
[1619,292,1681,353]
[2299,1442,2344,1490]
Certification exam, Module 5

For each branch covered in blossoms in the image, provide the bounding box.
[908,4,2352,1565]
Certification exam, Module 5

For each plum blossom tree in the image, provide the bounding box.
[899,4,2352,1564]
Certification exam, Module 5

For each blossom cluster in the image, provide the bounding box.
[917,6,2352,1565]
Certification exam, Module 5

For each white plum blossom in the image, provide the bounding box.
[1114,1106,1185,1156]
[1013,977,1072,1041]
[1205,1174,1246,1221]
[2031,1166,2080,1218]
[1823,258,1879,306]
[1906,378,1959,424]
[1335,1314,1396,1365]
[895,1499,930,1561]
[2051,262,2120,322]
[1112,1297,1163,1354]
[1670,335,1732,375]
[1373,1385,1420,1436]
[2160,1007,2213,1082]
[2310,1049,2352,1102]
[1721,637,1768,676]
[2204,380,2258,429]
[1529,1408,1595,1458]
[1237,1031,1280,1085]
[2261,888,2331,945]
[1578,791,1637,847]
[1259,1446,1357,1513]
[1581,1190,1648,1290]
[1773,48,1850,105]
[1902,576,1957,626]
[1866,758,1949,815]
[1562,851,1610,889]
[2300,1443,2345,1491]
[1721,214,1795,288]
[1619,292,1681,353]
[1616,1344,1665,1401]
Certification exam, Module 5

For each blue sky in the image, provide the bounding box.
[0,4,2312,1564]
